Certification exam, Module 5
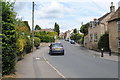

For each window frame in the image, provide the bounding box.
[118,38,120,48]
[90,34,93,42]
[94,21,97,28]
[90,22,93,29]
[94,33,98,42]
[117,21,120,31]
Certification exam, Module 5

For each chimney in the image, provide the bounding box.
[110,2,115,13]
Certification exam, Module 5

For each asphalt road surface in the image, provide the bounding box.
[44,40,118,78]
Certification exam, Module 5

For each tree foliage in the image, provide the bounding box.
[25,37,32,53]
[34,31,57,42]
[15,19,32,56]
[70,33,83,42]
[80,23,89,36]
[35,25,41,30]
[16,38,26,55]
[2,1,17,75]
[73,28,77,34]
[98,33,109,51]
[34,37,41,47]
[23,21,31,31]
[54,22,60,36]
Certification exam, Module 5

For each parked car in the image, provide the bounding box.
[49,43,64,55]
[65,38,69,41]
[68,39,71,42]
[70,40,75,44]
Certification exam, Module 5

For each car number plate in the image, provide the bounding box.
[56,48,60,50]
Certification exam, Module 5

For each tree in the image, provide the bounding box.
[54,22,60,36]
[80,23,89,36]
[70,33,83,42]
[73,28,77,34]
[23,21,31,31]
[35,25,41,30]
[98,33,109,51]
[34,31,56,43]
[2,1,17,75]
[80,23,89,46]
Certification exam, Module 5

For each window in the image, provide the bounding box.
[118,38,120,48]
[117,21,120,31]
[94,21,97,27]
[94,33,98,42]
[90,22,93,29]
[90,34,93,42]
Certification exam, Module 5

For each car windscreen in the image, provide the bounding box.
[52,43,63,47]
[72,40,75,42]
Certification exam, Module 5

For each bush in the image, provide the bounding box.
[16,38,26,56]
[98,33,109,51]
[25,37,32,53]
[2,24,17,75]
[2,1,17,75]
[34,31,55,43]
[34,37,41,47]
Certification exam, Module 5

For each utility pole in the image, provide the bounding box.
[32,1,34,51]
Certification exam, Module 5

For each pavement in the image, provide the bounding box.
[15,46,63,78]
[75,43,118,62]
[88,49,118,62]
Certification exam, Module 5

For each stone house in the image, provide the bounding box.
[84,2,115,50]
[64,30,72,40]
[108,6,120,53]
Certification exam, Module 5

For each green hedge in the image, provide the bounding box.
[39,35,55,42]
[34,31,56,43]
[25,37,32,53]
[2,1,17,75]
[34,37,41,47]
[98,33,109,51]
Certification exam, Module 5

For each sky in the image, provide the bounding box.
[11,0,120,32]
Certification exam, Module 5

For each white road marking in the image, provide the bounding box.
[43,51,66,79]
[35,57,40,60]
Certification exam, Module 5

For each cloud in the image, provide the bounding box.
[14,2,27,11]
[35,1,72,19]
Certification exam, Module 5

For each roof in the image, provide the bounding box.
[98,13,110,21]
[35,28,54,32]
[108,7,120,22]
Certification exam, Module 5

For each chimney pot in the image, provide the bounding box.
[111,2,113,6]
[110,2,115,12]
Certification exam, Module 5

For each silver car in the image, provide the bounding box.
[49,43,64,55]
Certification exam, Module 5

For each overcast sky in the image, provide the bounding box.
[12,0,119,32]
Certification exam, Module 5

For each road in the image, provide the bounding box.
[44,40,118,78]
